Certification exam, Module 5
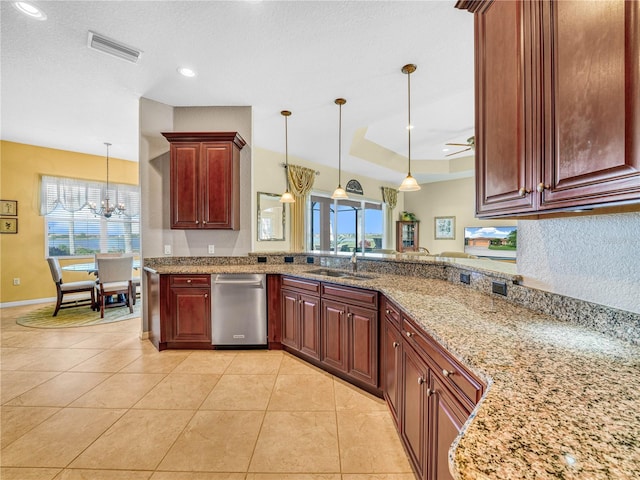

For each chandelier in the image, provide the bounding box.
[89,142,126,218]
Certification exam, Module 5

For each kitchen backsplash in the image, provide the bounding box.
[145,252,639,346]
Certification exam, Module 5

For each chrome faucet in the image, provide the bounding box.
[351,251,357,274]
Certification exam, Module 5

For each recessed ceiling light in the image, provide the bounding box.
[13,1,47,20]
[177,67,196,78]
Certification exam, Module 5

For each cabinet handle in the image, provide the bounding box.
[426,388,433,397]
[385,309,391,314]
[186,279,192,284]
[204,293,208,298]
[203,220,207,224]
[405,331,413,338]
[442,369,454,377]
[417,377,425,385]
[348,312,353,319]
[393,341,399,348]
[537,182,549,193]
[518,187,531,197]
[195,220,199,224]
[298,299,302,304]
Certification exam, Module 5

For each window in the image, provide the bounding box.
[309,194,384,253]
[41,176,140,258]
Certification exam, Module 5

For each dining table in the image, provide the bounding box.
[61,260,141,275]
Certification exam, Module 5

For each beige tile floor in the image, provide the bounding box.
[1,303,414,480]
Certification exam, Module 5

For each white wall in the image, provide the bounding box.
[403,177,516,254]
[139,100,253,257]
[518,212,640,314]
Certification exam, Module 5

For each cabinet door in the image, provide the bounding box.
[281,290,299,350]
[168,286,211,343]
[539,0,640,209]
[474,0,537,216]
[383,318,402,426]
[430,376,468,480]
[201,142,239,229]
[401,342,430,480]
[321,299,348,373]
[347,305,378,387]
[170,143,201,228]
[299,294,321,360]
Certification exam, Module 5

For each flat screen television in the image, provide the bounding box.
[464,226,517,261]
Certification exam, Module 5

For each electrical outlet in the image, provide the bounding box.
[13,278,20,286]
[492,281,508,296]
[164,245,172,255]
[208,245,215,254]
[460,273,470,285]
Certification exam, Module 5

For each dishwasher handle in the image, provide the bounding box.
[214,278,264,286]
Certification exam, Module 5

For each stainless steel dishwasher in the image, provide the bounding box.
[211,274,267,347]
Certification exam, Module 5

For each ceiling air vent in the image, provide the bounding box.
[87,31,142,63]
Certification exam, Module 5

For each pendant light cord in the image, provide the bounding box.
[338,101,342,187]
[105,142,111,202]
[407,70,412,176]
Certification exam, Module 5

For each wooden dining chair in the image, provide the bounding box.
[95,255,134,318]
[46,257,96,316]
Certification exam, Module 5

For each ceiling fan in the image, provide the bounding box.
[445,136,475,157]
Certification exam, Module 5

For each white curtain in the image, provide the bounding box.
[40,175,140,217]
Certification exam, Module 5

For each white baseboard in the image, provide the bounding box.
[139,331,150,340]
[0,297,56,308]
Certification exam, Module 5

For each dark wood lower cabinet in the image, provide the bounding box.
[381,305,485,480]
[321,298,348,372]
[281,277,321,361]
[382,315,402,425]
[401,339,430,479]
[431,376,468,480]
[150,274,212,350]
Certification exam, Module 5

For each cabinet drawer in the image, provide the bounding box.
[402,316,483,407]
[321,283,378,309]
[170,275,211,287]
[282,276,321,295]
[382,297,401,329]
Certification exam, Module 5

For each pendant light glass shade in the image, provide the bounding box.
[331,98,349,200]
[280,191,295,203]
[399,174,420,191]
[279,110,296,204]
[399,64,421,192]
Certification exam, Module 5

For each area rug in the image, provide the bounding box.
[16,302,141,329]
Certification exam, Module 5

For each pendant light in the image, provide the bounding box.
[279,110,296,204]
[89,142,126,218]
[331,98,349,200]
[399,64,421,192]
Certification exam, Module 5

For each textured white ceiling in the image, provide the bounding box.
[1,0,475,184]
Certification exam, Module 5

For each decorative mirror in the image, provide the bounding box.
[257,192,285,241]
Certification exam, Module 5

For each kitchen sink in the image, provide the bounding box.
[306,268,376,281]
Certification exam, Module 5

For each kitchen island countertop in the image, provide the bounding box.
[144,262,640,479]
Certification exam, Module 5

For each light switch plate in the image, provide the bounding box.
[208,245,215,254]
[164,245,172,255]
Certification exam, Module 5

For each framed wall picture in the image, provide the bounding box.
[434,216,455,240]
[0,200,17,216]
[0,217,18,234]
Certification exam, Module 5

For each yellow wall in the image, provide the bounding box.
[0,141,139,304]
[403,176,516,254]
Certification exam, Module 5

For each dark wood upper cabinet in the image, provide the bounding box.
[539,0,640,209]
[457,0,640,217]
[162,132,246,229]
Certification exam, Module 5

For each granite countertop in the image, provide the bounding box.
[144,263,640,479]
